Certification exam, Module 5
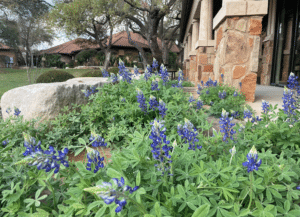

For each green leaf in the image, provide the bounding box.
[192,204,210,217]
[239,209,250,216]
[107,168,122,178]
[136,171,141,186]
[78,138,86,145]
[74,147,85,157]
[95,206,107,217]
[155,202,162,217]
[177,185,186,200]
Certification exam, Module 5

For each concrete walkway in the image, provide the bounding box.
[245,84,300,118]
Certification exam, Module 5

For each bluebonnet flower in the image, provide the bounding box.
[149,95,159,111]
[197,84,203,95]
[118,60,133,83]
[89,130,107,147]
[238,123,245,132]
[242,146,262,173]
[251,116,262,123]
[151,80,160,91]
[146,64,152,73]
[239,82,242,87]
[201,80,204,86]
[206,90,210,94]
[133,65,139,77]
[90,177,139,213]
[210,101,214,106]
[82,85,99,98]
[158,99,167,119]
[204,78,217,88]
[218,90,226,99]
[233,91,238,97]
[120,96,126,102]
[86,147,104,173]
[2,139,9,146]
[188,94,195,103]
[229,145,236,165]
[176,69,184,88]
[152,58,159,71]
[110,73,118,83]
[221,73,224,81]
[287,72,300,91]
[6,107,11,114]
[282,86,298,117]
[230,110,240,119]
[243,105,253,119]
[219,109,236,143]
[14,107,21,116]
[296,186,300,190]
[196,98,204,110]
[101,68,109,77]
[136,88,148,114]
[213,80,218,86]
[261,100,270,114]
[160,66,169,85]
[177,119,202,150]
[143,69,152,81]
[19,132,69,173]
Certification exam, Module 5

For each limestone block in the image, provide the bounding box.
[249,18,262,35]
[236,19,247,32]
[247,1,268,16]
[198,65,202,81]
[250,36,261,72]
[241,73,257,102]
[1,77,110,129]
[233,65,246,79]
[216,27,223,50]
[226,2,247,16]
[248,37,254,47]
[225,30,249,65]
[198,54,208,65]
[201,72,210,83]
[203,65,214,72]
[206,47,214,54]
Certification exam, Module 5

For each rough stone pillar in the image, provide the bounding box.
[260,40,274,86]
[192,19,199,50]
[214,16,264,102]
[188,34,192,54]
[199,0,213,40]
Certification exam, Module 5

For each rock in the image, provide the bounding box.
[66,67,70,69]
[1,77,110,129]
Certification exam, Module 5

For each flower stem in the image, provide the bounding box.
[248,172,254,210]
[46,180,57,211]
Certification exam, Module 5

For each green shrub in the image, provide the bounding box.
[45,54,65,68]
[75,49,97,65]
[107,67,119,75]
[35,70,75,83]
[67,60,75,68]
[80,70,102,77]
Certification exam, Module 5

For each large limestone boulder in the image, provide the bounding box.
[1,77,110,129]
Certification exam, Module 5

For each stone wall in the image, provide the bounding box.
[213,16,264,102]
[196,47,215,85]
[260,39,274,86]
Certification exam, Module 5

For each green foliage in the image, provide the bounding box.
[35,70,75,83]
[66,60,75,68]
[169,80,194,87]
[1,65,300,216]
[199,83,254,120]
[168,52,178,70]
[107,67,119,75]
[80,70,103,77]
[75,49,97,66]
[44,54,65,68]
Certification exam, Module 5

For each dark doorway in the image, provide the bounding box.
[271,0,300,87]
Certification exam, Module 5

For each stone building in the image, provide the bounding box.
[180,0,300,102]
[0,43,17,68]
[39,31,180,66]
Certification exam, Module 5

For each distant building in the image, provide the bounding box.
[0,43,18,68]
[38,31,180,66]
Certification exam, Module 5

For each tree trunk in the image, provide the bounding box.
[149,37,163,66]
[104,49,111,71]
[162,40,169,67]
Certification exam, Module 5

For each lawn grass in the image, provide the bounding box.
[0,68,94,100]
[0,68,182,100]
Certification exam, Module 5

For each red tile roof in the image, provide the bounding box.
[0,43,12,50]
[39,31,180,55]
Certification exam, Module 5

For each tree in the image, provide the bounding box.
[47,0,122,71]
[115,0,180,66]
[125,20,148,69]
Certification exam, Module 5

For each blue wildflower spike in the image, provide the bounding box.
[242,146,262,173]
[89,130,107,147]
[158,99,167,119]
[84,177,139,213]
[243,105,253,119]
[14,107,21,116]
[219,108,236,143]
[151,80,160,91]
[136,88,148,114]
[177,118,201,150]
[86,147,104,173]
[149,95,159,111]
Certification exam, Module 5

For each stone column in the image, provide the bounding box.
[188,34,192,54]
[199,0,213,41]
[192,19,199,50]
